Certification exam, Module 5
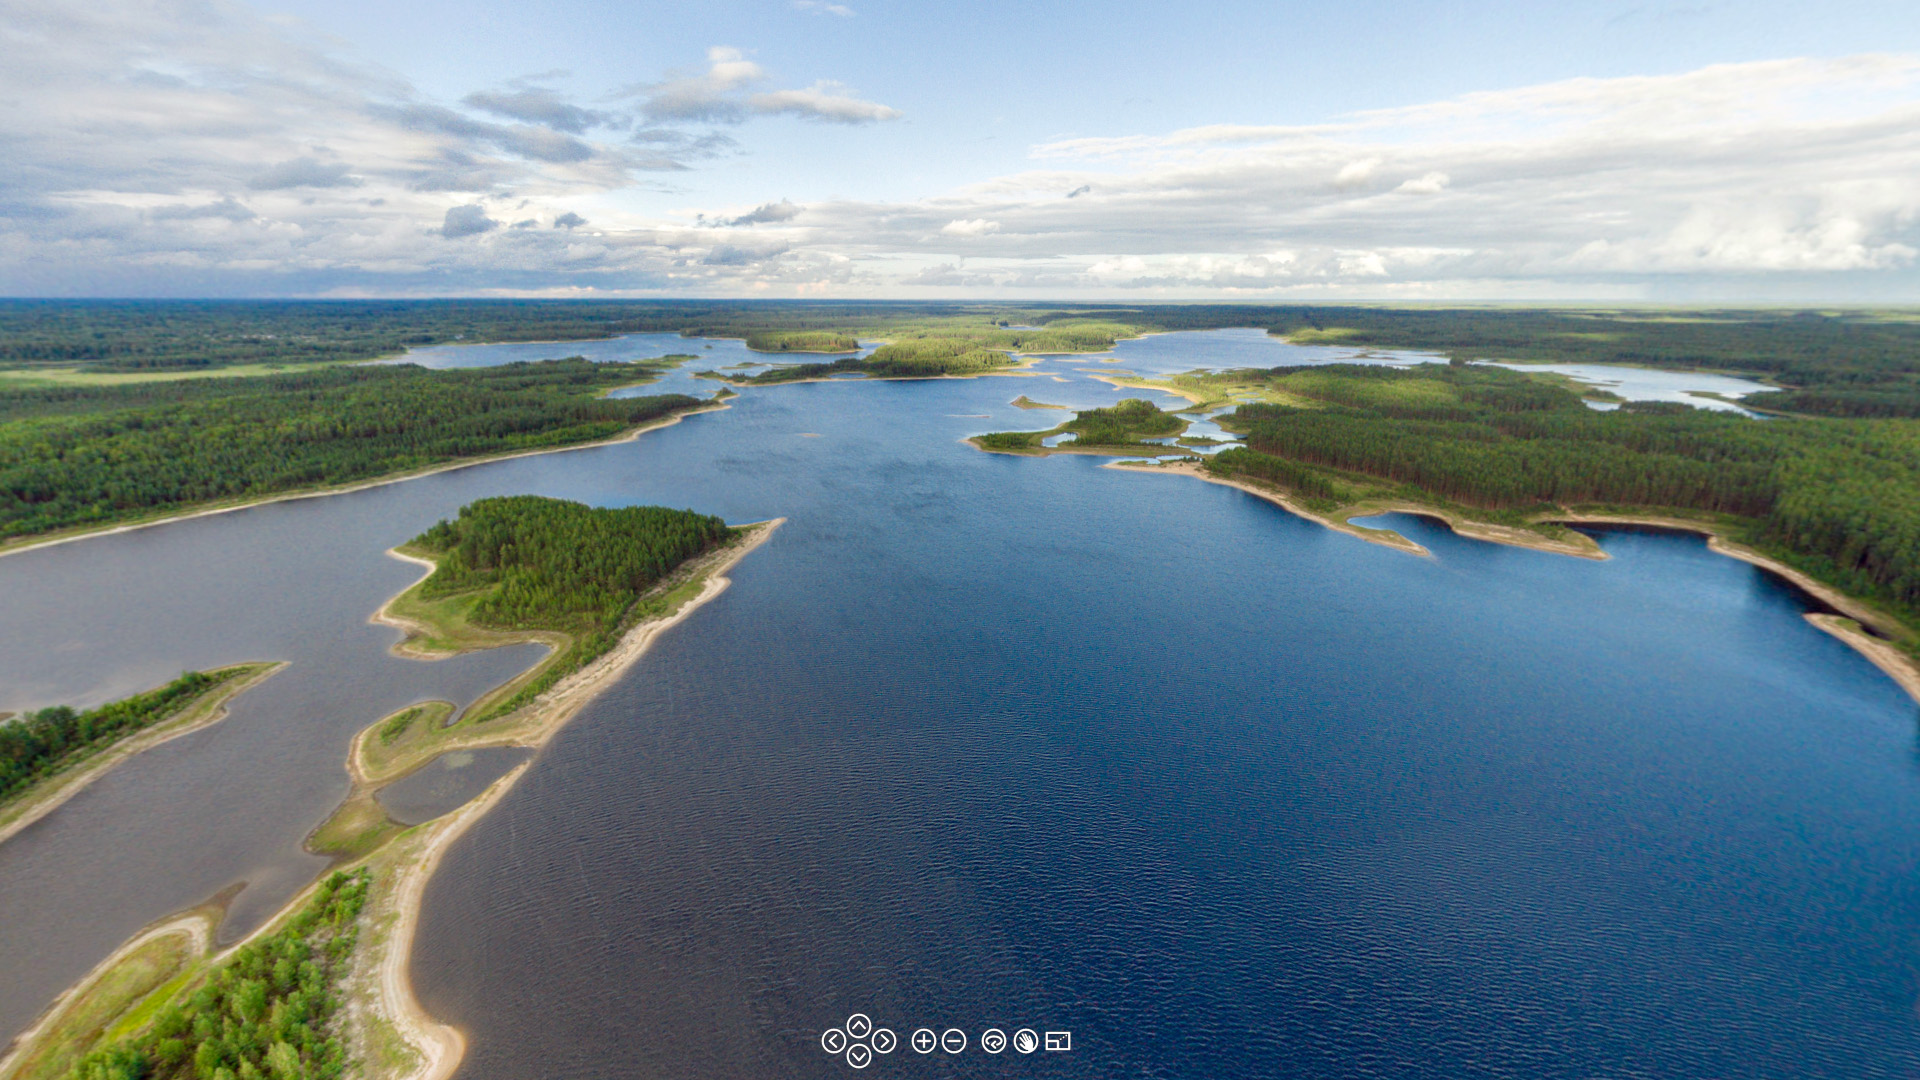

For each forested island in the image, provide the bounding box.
[975,398,1188,452]
[390,496,734,723]
[6,496,779,1080]
[0,359,709,546]
[718,318,1137,384]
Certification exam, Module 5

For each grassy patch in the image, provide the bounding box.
[6,931,198,1080]
[355,702,459,784]
[307,793,403,863]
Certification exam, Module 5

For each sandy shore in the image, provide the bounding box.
[0,522,782,1080]
[1110,459,1432,556]
[346,519,782,1080]
[0,662,287,850]
[0,400,730,563]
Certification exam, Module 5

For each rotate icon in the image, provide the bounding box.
[981,1028,1007,1053]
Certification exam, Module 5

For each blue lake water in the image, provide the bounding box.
[0,330,1913,1077]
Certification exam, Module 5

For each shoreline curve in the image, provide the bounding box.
[1113,459,1920,707]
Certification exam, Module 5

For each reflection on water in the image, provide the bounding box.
[0,331,1915,1078]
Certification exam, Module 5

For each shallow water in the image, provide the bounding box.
[1485,360,1768,413]
[0,332,1915,1078]
[377,747,533,826]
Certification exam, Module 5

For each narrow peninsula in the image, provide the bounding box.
[0,663,284,849]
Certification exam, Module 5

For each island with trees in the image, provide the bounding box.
[973,397,1189,453]
[3,496,780,1080]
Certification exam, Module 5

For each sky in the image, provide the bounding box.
[4,0,1920,300]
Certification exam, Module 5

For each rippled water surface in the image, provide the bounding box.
[2,331,1916,1078]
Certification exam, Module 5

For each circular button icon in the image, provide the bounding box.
[846,1013,872,1040]
[1014,1028,1039,1054]
[981,1028,1007,1053]
[821,1028,848,1054]
[910,1028,937,1054]
[847,1043,872,1069]
[941,1028,968,1054]
[871,1028,897,1054]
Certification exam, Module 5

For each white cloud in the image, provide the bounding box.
[1395,171,1449,194]
[3,12,1919,300]
[0,2,903,294]
[792,0,856,15]
[750,82,902,124]
[793,54,1920,296]
[441,205,498,238]
[632,49,899,125]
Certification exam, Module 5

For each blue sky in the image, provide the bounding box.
[6,0,1920,299]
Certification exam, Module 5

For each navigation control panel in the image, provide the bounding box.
[820,1013,1070,1068]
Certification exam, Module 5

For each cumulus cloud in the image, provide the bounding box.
[630,48,900,125]
[786,54,1920,296]
[940,218,999,236]
[750,82,902,123]
[636,46,767,123]
[1395,171,1449,194]
[702,240,789,265]
[462,87,614,134]
[0,1,908,295]
[441,205,498,238]
[4,8,1918,300]
[722,200,802,226]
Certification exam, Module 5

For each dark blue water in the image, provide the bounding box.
[398,359,1920,1078]
[0,331,1912,1076]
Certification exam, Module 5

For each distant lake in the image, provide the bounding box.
[0,332,1912,1078]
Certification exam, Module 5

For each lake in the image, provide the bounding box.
[0,331,1911,1077]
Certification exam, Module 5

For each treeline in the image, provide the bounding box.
[408,496,731,720]
[0,301,1138,374]
[1064,398,1185,444]
[0,669,238,803]
[1207,447,1344,502]
[10,302,1916,417]
[0,360,702,541]
[1254,307,1920,419]
[743,330,860,353]
[66,869,369,1080]
[1214,363,1920,617]
[743,338,1016,383]
[976,398,1187,451]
